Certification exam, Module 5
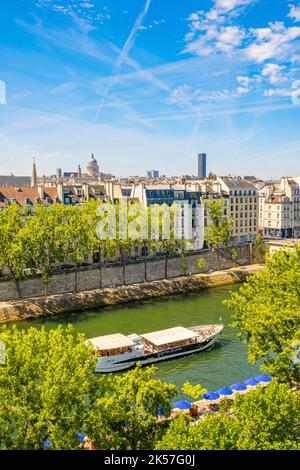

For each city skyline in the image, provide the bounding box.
[0,0,300,178]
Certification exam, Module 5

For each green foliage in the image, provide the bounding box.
[0,327,176,450]
[231,248,238,262]
[156,413,238,450]
[231,382,300,450]
[0,204,29,283]
[86,365,177,450]
[156,382,300,450]
[180,263,188,274]
[181,381,207,400]
[252,234,268,262]
[225,245,300,384]
[0,325,98,450]
[196,258,206,270]
[0,201,190,292]
[205,197,233,251]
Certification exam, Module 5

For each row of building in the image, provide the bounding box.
[1,154,299,248]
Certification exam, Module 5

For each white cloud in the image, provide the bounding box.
[184,0,252,57]
[237,75,262,87]
[245,23,300,63]
[264,88,292,97]
[80,3,94,8]
[215,0,254,12]
[237,86,250,94]
[288,4,300,22]
[184,24,245,56]
[261,63,288,84]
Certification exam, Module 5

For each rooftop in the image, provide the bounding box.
[86,333,134,351]
[141,326,197,347]
[220,177,256,190]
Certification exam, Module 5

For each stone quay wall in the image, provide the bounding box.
[0,265,266,323]
[0,244,256,302]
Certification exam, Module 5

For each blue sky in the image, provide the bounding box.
[0,0,300,178]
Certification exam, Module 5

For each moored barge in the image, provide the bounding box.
[86,324,223,373]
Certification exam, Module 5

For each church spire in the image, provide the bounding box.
[31,158,37,187]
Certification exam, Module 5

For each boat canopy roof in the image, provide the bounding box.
[141,326,197,347]
[87,333,134,351]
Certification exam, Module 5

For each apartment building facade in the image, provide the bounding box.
[105,182,205,250]
[217,177,258,243]
[259,177,300,238]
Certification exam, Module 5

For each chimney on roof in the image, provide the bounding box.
[31,158,37,187]
[38,184,45,199]
[57,181,63,203]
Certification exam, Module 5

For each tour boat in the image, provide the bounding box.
[86,324,224,373]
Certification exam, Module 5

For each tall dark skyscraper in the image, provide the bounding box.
[197,153,207,178]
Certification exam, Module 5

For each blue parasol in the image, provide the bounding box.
[217,386,233,396]
[202,391,220,400]
[255,374,272,383]
[157,405,168,417]
[173,400,192,410]
[76,433,85,443]
[43,439,51,449]
[244,377,259,386]
[230,383,247,391]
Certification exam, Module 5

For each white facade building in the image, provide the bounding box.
[259,177,300,238]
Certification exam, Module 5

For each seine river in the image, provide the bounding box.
[12,284,260,397]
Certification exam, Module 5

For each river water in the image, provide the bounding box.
[12,284,260,398]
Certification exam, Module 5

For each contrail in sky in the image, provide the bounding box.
[94,0,152,122]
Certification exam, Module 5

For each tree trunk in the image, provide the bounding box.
[9,268,22,299]
[143,244,147,282]
[122,260,126,285]
[249,243,253,264]
[216,249,221,271]
[74,263,78,292]
[44,282,48,296]
[120,249,126,286]
[98,247,102,288]
[165,256,168,279]
[15,278,22,299]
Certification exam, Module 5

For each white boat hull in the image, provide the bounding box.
[95,329,222,373]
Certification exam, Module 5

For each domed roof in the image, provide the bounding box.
[86,153,100,177]
[88,153,97,164]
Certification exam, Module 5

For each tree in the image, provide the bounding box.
[0,325,99,450]
[252,234,268,263]
[156,413,238,450]
[224,245,300,384]
[0,203,30,298]
[182,381,207,400]
[180,263,188,276]
[0,327,177,451]
[196,258,206,271]
[231,248,238,264]
[20,205,68,294]
[158,204,188,279]
[156,382,300,450]
[85,365,177,450]
[232,382,300,450]
[205,197,233,270]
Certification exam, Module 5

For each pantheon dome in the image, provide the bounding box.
[86,153,100,178]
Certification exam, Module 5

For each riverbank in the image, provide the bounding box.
[0,265,265,323]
